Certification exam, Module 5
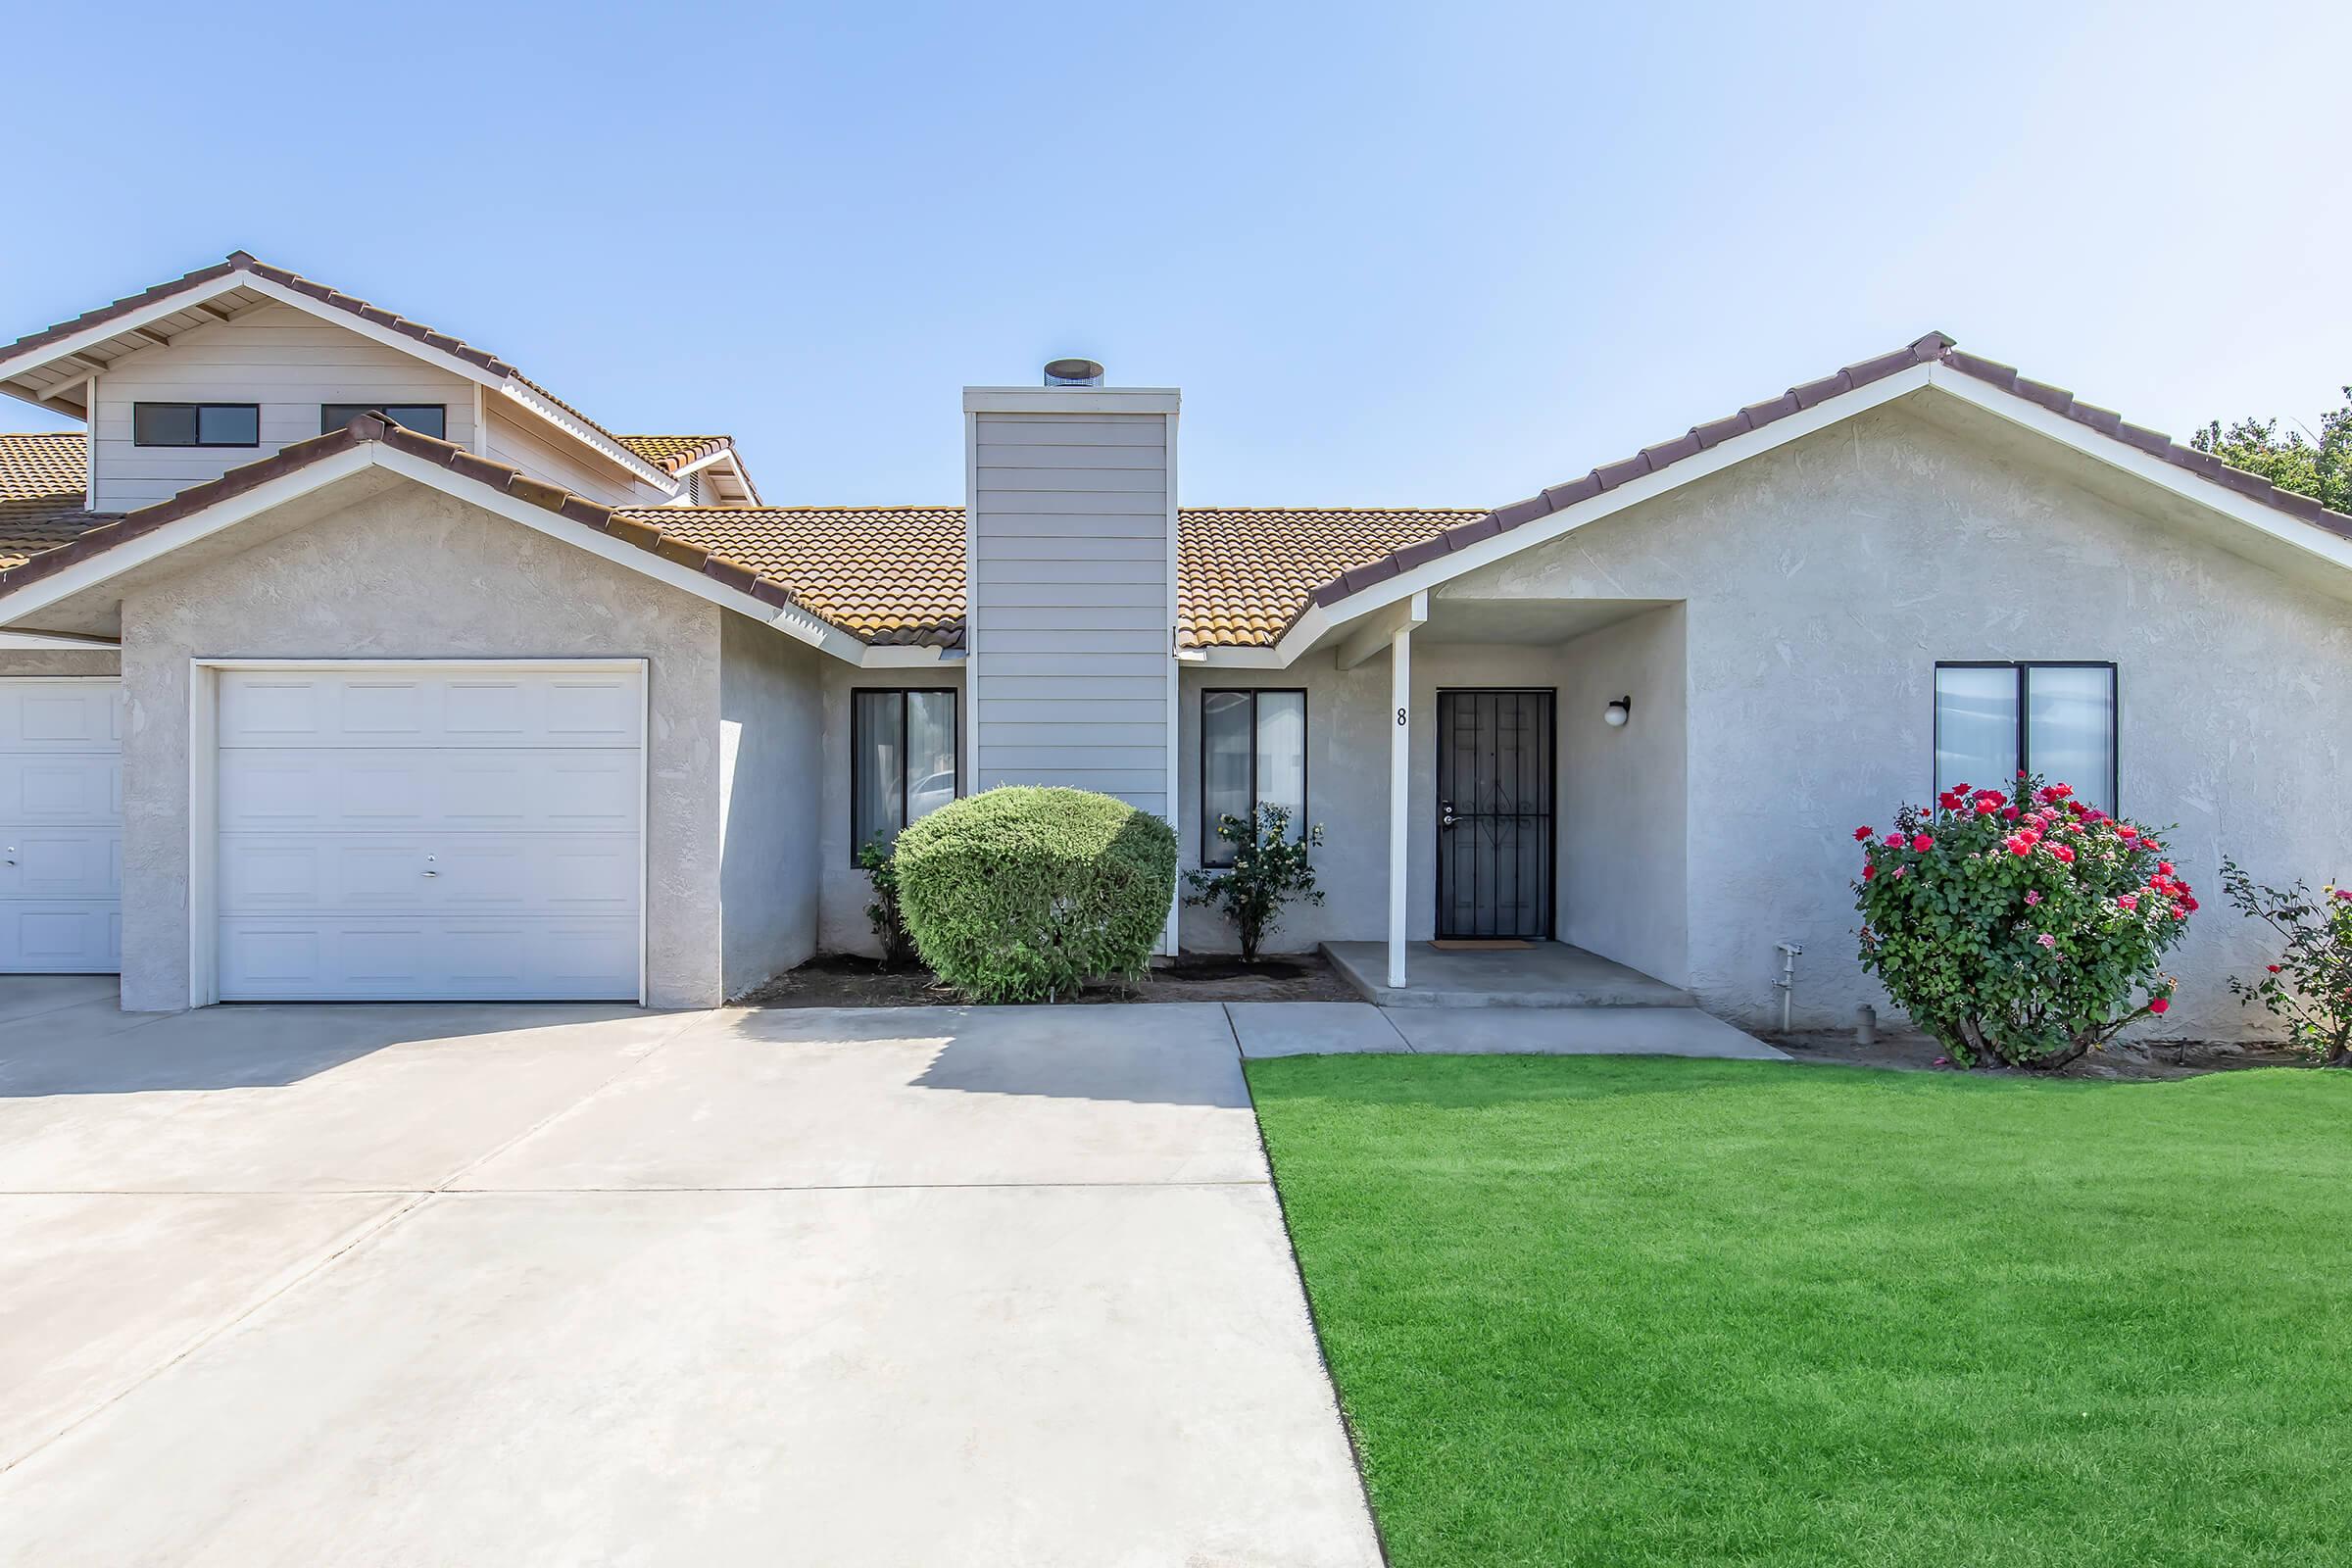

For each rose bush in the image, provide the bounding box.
[1854,772,2192,1069]
[2219,860,2352,1067]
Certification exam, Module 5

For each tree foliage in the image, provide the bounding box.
[2190,388,2352,514]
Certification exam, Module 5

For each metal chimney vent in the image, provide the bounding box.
[1043,358,1104,387]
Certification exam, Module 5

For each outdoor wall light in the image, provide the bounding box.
[1604,696,1632,728]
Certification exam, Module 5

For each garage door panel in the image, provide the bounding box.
[0,829,122,900]
[0,679,121,974]
[220,750,640,833]
[0,681,120,749]
[220,670,643,749]
[218,916,638,1001]
[0,755,121,822]
[0,903,119,972]
[219,833,638,916]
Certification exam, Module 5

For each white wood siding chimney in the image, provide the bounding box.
[963,385,1180,825]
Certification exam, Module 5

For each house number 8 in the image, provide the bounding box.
[1396,707,1408,726]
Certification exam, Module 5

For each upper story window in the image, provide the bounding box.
[1200,688,1306,867]
[852,689,958,858]
[131,403,259,448]
[321,405,447,439]
[1934,662,2117,814]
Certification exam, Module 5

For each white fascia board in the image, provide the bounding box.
[0,442,381,626]
[1187,644,1290,668]
[1925,365,2352,577]
[490,381,678,495]
[231,273,519,393]
[962,387,1180,416]
[1265,363,1937,664]
[0,629,119,650]
[857,644,956,668]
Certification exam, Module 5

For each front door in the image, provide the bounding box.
[1436,689,1554,940]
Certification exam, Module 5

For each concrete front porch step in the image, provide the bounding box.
[1320,941,1695,1009]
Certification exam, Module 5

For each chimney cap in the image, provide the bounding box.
[1043,358,1104,387]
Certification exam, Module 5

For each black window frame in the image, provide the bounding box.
[1933,661,2119,812]
[321,403,448,439]
[131,402,261,448]
[1199,687,1309,869]
[849,687,960,863]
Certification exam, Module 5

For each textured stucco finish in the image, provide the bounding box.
[0,652,122,678]
[114,484,734,1009]
[1555,605,1689,985]
[1444,398,2352,1035]
[717,610,823,995]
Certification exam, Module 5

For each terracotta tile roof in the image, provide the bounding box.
[1302,331,2352,617]
[616,434,735,472]
[0,420,814,628]
[617,504,1491,650]
[1179,508,1486,648]
[1,254,671,489]
[0,431,108,568]
[622,507,963,647]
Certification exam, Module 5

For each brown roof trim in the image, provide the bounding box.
[0,416,811,623]
[1302,332,2352,615]
[1932,349,2352,540]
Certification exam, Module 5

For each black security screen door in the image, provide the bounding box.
[1436,690,1555,940]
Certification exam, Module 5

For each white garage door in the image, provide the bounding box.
[216,665,643,1002]
[0,678,122,973]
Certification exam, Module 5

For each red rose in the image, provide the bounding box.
[1854,826,1873,842]
[1976,798,1999,814]
[2158,861,2174,877]
[1912,834,1934,853]
[2150,997,2170,1013]
[2269,964,2283,974]
[2050,844,2076,863]
[1862,863,1877,881]
[2001,806,2022,821]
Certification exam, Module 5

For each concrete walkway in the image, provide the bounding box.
[1226,1000,1788,1060]
[0,982,1381,1567]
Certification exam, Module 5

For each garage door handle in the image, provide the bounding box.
[422,868,439,877]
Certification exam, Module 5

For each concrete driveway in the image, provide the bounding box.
[0,979,1381,1568]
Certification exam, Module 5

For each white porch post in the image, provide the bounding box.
[1387,621,1412,989]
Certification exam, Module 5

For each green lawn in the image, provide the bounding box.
[1246,1055,2352,1567]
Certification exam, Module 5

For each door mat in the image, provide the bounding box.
[1430,939,1534,951]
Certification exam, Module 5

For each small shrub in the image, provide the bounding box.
[856,836,917,968]
[1184,803,1325,961]
[894,786,1177,1004]
[1854,772,2193,1069]
[2219,860,2352,1067]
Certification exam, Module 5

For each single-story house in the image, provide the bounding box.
[2,251,2345,1033]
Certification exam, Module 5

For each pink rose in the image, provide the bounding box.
[2049,844,2076,863]
[1886,832,1907,848]
[2116,894,2138,911]
[2025,890,2043,906]
[2036,933,2056,948]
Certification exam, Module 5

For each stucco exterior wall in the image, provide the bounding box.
[115,483,729,1009]
[1555,605,1689,986]
[0,651,121,678]
[717,610,824,995]
[1446,399,2352,1036]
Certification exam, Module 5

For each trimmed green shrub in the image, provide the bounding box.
[893,786,1176,1003]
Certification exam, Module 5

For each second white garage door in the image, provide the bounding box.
[216,664,643,1002]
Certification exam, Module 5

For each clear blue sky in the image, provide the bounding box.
[6,2,2348,507]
